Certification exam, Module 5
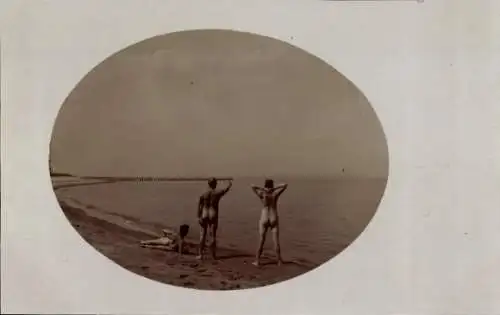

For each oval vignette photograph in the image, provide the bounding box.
[50,30,389,290]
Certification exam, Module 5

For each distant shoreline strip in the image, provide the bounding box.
[79,176,234,182]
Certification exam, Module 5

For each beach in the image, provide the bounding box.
[53,175,386,289]
[57,190,310,290]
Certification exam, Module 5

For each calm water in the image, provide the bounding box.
[56,177,386,265]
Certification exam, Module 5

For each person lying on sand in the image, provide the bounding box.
[197,177,233,260]
[140,225,190,255]
[251,179,288,267]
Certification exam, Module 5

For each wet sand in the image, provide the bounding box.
[61,200,312,290]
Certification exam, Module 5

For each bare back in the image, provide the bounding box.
[252,184,288,229]
[251,182,287,266]
[200,189,226,213]
[198,182,232,224]
[257,189,280,209]
[197,179,232,260]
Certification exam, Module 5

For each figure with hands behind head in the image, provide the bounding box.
[251,179,288,266]
[197,177,232,260]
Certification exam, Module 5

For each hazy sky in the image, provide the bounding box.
[50,30,388,178]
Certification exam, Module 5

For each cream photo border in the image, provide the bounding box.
[1,0,499,314]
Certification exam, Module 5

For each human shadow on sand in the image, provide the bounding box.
[216,253,254,260]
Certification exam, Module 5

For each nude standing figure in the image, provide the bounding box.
[251,179,288,266]
[197,178,232,260]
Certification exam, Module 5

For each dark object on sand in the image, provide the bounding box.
[179,224,190,256]
[179,224,190,238]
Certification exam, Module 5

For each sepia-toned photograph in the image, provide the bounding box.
[49,29,389,290]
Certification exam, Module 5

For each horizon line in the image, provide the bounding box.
[51,172,387,180]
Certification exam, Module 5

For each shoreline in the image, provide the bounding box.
[60,199,314,290]
[52,174,388,182]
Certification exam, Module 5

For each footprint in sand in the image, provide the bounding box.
[183,281,195,286]
[178,274,189,279]
[229,275,243,280]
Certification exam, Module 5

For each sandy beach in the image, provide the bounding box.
[58,189,311,290]
[52,173,386,289]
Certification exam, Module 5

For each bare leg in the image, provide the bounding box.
[271,226,282,265]
[197,225,207,260]
[140,239,156,246]
[210,223,218,260]
[253,224,267,266]
[140,237,171,246]
[178,239,184,257]
[140,244,172,250]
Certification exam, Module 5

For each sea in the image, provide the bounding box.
[55,177,387,266]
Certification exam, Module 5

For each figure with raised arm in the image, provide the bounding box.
[197,177,232,260]
[251,179,288,266]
